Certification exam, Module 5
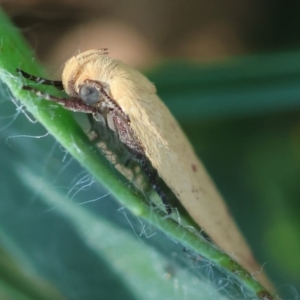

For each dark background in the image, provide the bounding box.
[4,1,300,70]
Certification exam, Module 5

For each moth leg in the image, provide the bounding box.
[22,86,97,114]
[124,158,131,167]
[17,69,64,91]
[139,156,172,214]
[89,113,111,140]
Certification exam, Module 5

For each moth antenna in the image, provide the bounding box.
[22,85,96,114]
[17,69,64,91]
[78,48,109,62]
[99,48,109,55]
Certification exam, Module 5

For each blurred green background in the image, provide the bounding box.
[1,1,300,299]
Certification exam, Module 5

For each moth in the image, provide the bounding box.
[18,49,268,287]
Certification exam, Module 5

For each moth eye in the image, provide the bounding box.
[79,85,100,104]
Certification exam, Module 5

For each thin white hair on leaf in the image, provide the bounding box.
[76,191,111,205]
[137,217,157,239]
[121,210,145,244]
[5,131,49,145]
[67,173,96,202]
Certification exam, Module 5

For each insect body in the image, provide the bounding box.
[18,49,263,282]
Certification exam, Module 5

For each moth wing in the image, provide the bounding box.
[91,57,270,288]
[121,91,270,287]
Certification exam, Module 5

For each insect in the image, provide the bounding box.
[18,49,267,286]
[18,50,170,213]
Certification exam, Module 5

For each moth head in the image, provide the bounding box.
[61,49,112,101]
[77,81,106,106]
[78,84,100,105]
